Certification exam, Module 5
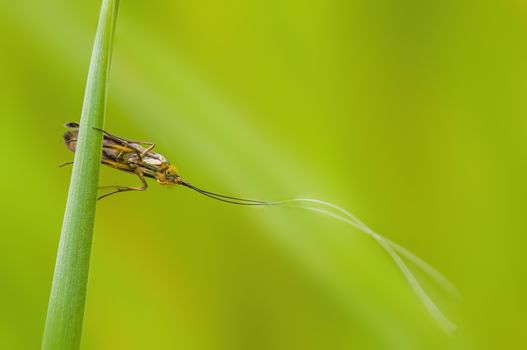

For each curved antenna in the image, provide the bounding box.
[180,181,270,206]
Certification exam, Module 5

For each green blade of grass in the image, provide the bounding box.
[42,0,120,349]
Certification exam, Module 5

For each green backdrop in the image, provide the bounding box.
[0,0,526,349]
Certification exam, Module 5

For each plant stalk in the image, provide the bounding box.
[42,0,120,348]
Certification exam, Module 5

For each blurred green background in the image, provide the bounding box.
[1,0,526,349]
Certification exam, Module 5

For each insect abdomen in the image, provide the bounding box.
[63,131,77,153]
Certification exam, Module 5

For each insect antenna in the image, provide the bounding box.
[180,181,270,206]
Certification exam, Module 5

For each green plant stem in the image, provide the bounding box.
[42,0,120,349]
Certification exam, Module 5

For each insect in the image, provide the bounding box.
[63,121,269,204]
[62,123,458,332]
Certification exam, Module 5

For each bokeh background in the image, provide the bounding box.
[1,0,526,349]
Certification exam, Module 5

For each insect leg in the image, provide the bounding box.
[94,128,156,158]
[93,127,156,160]
[118,141,154,159]
[139,142,155,157]
[97,171,148,200]
[114,140,155,158]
